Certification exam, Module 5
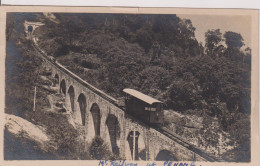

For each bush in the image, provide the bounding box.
[24,110,79,159]
[89,136,121,160]
[80,60,100,69]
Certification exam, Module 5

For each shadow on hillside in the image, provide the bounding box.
[4,128,56,160]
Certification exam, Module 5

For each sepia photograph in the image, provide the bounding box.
[1,7,259,165]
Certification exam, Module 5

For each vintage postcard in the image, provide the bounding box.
[0,6,259,166]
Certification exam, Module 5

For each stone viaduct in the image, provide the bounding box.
[27,21,220,162]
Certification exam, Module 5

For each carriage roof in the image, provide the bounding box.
[123,88,163,105]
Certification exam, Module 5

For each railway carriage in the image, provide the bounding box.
[123,88,164,125]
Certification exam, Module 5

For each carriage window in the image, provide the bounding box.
[155,112,159,120]
[125,95,130,100]
[151,107,156,111]
[156,104,162,111]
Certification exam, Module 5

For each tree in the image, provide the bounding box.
[224,31,244,48]
[244,47,251,66]
[177,19,199,56]
[136,23,153,52]
[177,19,196,41]
[223,31,246,62]
[205,29,223,57]
[6,13,15,41]
[89,137,119,160]
[166,78,203,111]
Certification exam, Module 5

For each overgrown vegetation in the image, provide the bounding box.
[5,32,79,159]
[23,110,79,159]
[89,136,121,160]
[4,128,56,160]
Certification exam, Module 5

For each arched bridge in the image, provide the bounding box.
[27,21,222,162]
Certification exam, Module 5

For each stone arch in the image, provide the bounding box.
[90,103,101,136]
[127,131,140,160]
[28,25,33,33]
[155,150,177,161]
[106,114,120,155]
[60,79,66,95]
[54,74,59,86]
[78,93,87,126]
[126,130,146,160]
[68,86,75,112]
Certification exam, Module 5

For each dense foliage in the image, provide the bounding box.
[89,136,120,160]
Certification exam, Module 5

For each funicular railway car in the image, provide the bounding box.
[123,88,164,125]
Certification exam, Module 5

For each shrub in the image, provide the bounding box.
[89,136,121,160]
[89,136,111,160]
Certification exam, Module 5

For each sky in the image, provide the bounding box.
[178,14,252,49]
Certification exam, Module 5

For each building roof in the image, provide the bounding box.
[123,88,163,105]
